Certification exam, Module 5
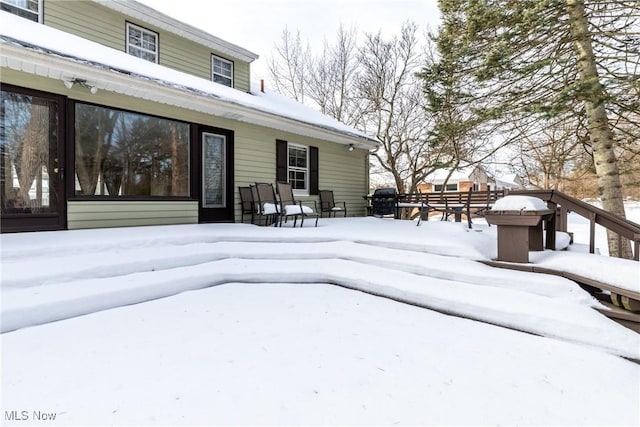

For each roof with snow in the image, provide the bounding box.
[0,11,378,149]
[494,173,523,189]
[427,165,483,183]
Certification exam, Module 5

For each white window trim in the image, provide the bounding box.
[126,22,159,64]
[434,182,459,192]
[288,142,309,196]
[1,0,42,22]
[211,55,234,87]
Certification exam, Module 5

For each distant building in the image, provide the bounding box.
[492,173,527,191]
[417,165,527,194]
[418,165,492,193]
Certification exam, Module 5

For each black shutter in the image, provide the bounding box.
[309,146,319,195]
[276,139,287,182]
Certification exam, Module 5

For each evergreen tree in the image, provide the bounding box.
[428,0,638,258]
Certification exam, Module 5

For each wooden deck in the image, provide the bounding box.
[480,260,640,333]
[393,189,505,226]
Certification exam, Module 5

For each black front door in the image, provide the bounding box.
[1,86,65,232]
[198,127,234,223]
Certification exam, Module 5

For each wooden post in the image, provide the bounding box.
[496,225,531,263]
[545,212,556,250]
[589,212,596,254]
[559,205,569,232]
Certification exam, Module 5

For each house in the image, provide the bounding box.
[0,0,378,233]
[417,165,492,193]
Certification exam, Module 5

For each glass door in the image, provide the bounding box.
[1,87,65,232]
[202,132,226,209]
[199,129,233,223]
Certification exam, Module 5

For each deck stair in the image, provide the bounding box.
[508,190,640,260]
[481,260,640,333]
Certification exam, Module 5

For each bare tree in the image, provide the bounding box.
[306,25,364,127]
[267,27,310,103]
[509,117,586,190]
[268,22,453,194]
[358,23,444,193]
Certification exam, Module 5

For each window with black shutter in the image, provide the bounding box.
[275,140,318,195]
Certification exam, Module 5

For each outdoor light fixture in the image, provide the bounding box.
[63,78,98,94]
[348,144,355,152]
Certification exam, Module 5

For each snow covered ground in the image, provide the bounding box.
[1,203,639,426]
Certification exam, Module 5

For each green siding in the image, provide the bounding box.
[44,1,127,52]
[43,0,251,92]
[233,126,369,220]
[234,60,251,93]
[67,201,198,229]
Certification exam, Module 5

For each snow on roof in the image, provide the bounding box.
[0,11,378,148]
[499,173,519,184]
[428,165,478,183]
[492,172,516,184]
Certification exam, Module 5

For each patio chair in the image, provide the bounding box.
[253,183,279,226]
[238,186,255,224]
[319,190,347,218]
[276,181,319,227]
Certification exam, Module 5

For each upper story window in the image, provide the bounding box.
[126,22,159,64]
[212,55,233,87]
[0,0,40,22]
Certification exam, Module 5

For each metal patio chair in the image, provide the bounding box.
[276,181,319,227]
[319,190,347,218]
[238,186,255,224]
[253,183,279,226]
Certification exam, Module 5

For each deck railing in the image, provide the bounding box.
[508,190,640,261]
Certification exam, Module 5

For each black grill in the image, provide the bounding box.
[371,188,397,216]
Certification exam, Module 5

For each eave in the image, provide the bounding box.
[91,0,259,63]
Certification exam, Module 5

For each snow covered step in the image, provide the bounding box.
[3,258,638,360]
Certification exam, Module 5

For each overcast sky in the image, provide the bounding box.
[136,0,442,82]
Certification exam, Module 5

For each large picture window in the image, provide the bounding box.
[126,23,159,63]
[74,103,189,198]
[0,0,40,22]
